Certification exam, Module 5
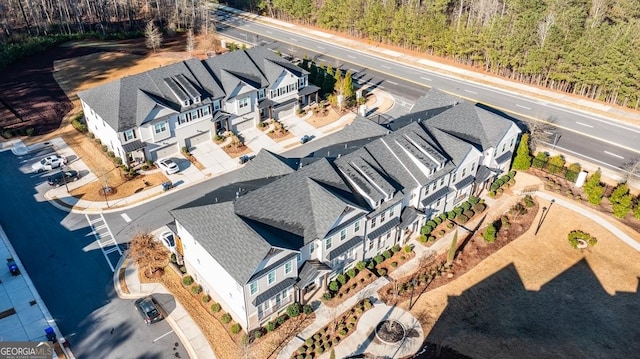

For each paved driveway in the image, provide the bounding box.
[0,149,187,359]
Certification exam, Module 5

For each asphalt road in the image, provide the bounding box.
[212,10,640,173]
[0,148,187,359]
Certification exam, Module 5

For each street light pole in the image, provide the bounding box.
[535,199,555,236]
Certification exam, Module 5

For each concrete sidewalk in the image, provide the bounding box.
[113,253,216,359]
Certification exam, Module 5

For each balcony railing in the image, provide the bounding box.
[257,295,292,321]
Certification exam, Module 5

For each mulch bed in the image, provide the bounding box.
[0,45,104,135]
[379,200,539,305]
[323,269,378,308]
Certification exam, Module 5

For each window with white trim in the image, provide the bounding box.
[239,97,249,109]
[258,89,265,100]
[371,217,377,228]
[285,260,292,274]
[267,270,276,285]
[124,129,136,141]
[354,220,360,232]
[325,237,333,250]
[340,229,346,242]
[213,100,221,111]
[153,121,167,134]
[309,243,315,254]
[380,210,386,223]
[250,281,258,295]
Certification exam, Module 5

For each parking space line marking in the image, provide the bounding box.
[121,213,131,223]
[153,330,174,343]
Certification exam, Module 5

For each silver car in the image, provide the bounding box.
[32,154,67,173]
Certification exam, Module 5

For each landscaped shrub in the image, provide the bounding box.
[439,213,447,221]
[303,304,314,315]
[347,268,357,279]
[305,338,313,346]
[428,235,436,242]
[378,268,387,276]
[25,127,35,136]
[565,163,581,182]
[501,215,510,229]
[211,303,221,313]
[463,209,475,219]
[512,133,532,170]
[447,222,455,229]
[421,224,433,234]
[374,255,384,264]
[221,313,232,324]
[469,196,480,205]
[182,275,193,285]
[355,261,366,270]
[106,150,115,158]
[72,117,88,133]
[510,202,528,216]
[456,214,469,224]
[438,230,445,236]
[101,145,108,152]
[392,244,401,253]
[254,330,263,340]
[461,201,472,211]
[201,295,211,303]
[634,202,640,220]
[367,261,375,270]
[94,138,102,145]
[433,216,442,225]
[323,292,332,301]
[231,323,241,334]
[610,183,634,218]
[523,195,535,207]
[287,303,302,317]
[276,315,287,325]
[382,250,392,259]
[567,230,597,248]
[426,220,437,228]
[532,152,549,168]
[265,321,276,331]
[447,211,456,219]
[337,274,347,285]
[483,224,497,242]
[454,207,464,215]
[390,262,398,268]
[547,155,566,174]
[418,235,427,243]
[584,170,605,205]
[329,281,339,292]
[404,244,412,253]
[488,191,496,198]
[191,285,202,294]
[87,132,95,139]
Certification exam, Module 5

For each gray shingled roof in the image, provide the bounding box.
[423,101,512,151]
[234,158,365,244]
[170,202,272,284]
[78,47,307,132]
[331,115,389,143]
[236,149,299,182]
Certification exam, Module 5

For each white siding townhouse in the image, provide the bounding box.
[77,47,319,166]
[167,89,521,332]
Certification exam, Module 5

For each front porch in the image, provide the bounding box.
[122,139,147,166]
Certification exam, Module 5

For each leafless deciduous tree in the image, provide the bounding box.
[144,20,162,52]
[621,158,640,180]
[186,28,195,55]
[526,118,557,151]
[128,232,170,278]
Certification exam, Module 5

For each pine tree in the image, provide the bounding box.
[342,70,355,100]
[610,183,633,218]
[584,170,605,205]
[512,133,532,170]
[329,349,336,359]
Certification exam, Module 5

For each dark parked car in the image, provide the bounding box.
[134,296,164,325]
[47,170,80,187]
[300,135,311,144]
[239,155,255,164]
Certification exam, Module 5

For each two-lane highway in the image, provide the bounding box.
[212,9,640,172]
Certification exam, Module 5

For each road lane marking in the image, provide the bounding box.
[387,80,398,85]
[121,213,131,223]
[289,37,298,42]
[152,330,174,343]
[516,104,531,110]
[420,76,432,81]
[317,45,325,50]
[378,85,386,89]
[347,55,356,59]
[381,65,391,69]
[464,89,477,94]
[576,122,594,128]
[317,57,329,62]
[266,30,272,34]
[604,151,624,159]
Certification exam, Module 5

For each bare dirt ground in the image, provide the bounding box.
[408,195,640,359]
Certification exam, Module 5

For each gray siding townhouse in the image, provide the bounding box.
[168,90,521,332]
[77,47,320,166]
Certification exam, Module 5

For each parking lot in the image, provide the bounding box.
[0,148,187,359]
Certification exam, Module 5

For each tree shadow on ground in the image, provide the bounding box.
[418,259,640,359]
